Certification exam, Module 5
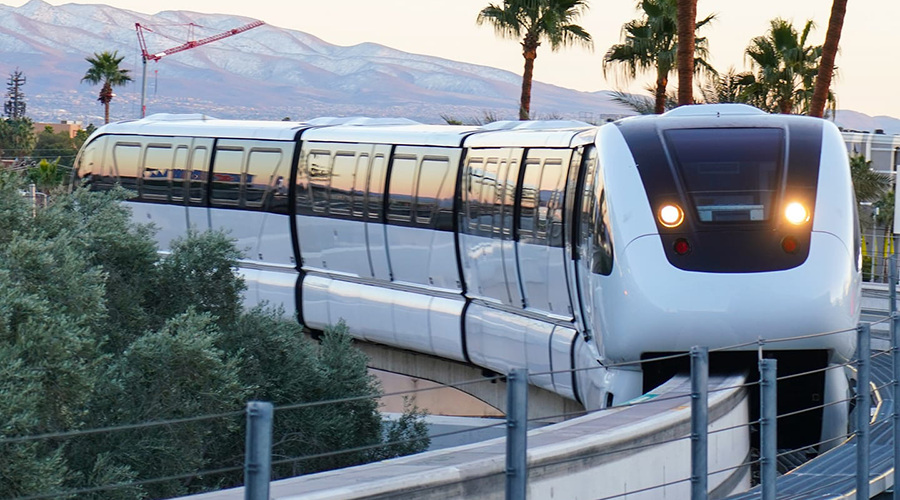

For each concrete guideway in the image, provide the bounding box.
[181,373,750,500]
[726,342,895,500]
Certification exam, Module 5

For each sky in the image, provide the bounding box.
[9,0,900,118]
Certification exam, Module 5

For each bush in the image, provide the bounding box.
[0,179,429,498]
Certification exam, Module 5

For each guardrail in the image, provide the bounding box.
[5,259,900,500]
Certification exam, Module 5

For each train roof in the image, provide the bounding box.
[93,114,308,141]
[92,114,599,148]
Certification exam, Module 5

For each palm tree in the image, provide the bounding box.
[743,18,829,114]
[810,0,848,118]
[850,154,891,204]
[477,0,593,120]
[675,0,697,106]
[697,67,755,105]
[603,0,715,114]
[82,51,132,124]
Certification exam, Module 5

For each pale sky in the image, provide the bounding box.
[10,0,900,118]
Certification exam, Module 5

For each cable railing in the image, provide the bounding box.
[4,280,899,500]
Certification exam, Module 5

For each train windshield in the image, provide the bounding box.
[665,128,784,223]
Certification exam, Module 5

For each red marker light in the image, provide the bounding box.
[673,238,691,255]
[782,236,798,254]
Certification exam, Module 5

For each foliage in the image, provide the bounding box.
[82,51,133,124]
[31,126,78,166]
[0,180,430,498]
[609,86,676,115]
[742,18,834,114]
[0,117,36,159]
[440,110,505,125]
[26,158,68,194]
[850,154,890,204]
[73,124,98,150]
[477,0,592,120]
[603,0,714,114]
[697,67,756,105]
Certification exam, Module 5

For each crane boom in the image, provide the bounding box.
[135,20,266,117]
[136,20,265,62]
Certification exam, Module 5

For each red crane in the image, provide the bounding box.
[135,20,265,117]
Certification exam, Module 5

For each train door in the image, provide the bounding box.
[365,145,392,281]
[516,148,574,318]
[459,148,524,306]
[185,138,213,234]
[295,142,373,278]
[385,146,461,291]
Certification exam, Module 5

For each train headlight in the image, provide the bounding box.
[785,202,809,225]
[658,204,684,228]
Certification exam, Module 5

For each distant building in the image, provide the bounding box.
[842,130,900,175]
[33,120,82,139]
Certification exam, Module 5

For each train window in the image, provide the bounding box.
[353,154,369,217]
[416,158,450,226]
[518,152,567,247]
[465,157,485,234]
[665,128,783,223]
[307,151,331,214]
[593,189,614,275]
[500,159,519,241]
[211,147,244,205]
[141,145,174,201]
[518,158,541,243]
[171,146,188,203]
[541,159,565,248]
[330,153,357,216]
[189,147,208,204]
[479,159,499,235]
[246,150,282,208]
[367,155,386,220]
[112,143,140,192]
[388,156,416,222]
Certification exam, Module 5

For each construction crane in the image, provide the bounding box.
[135,20,265,117]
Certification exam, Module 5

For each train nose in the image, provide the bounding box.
[601,231,858,362]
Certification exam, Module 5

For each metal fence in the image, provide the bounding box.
[4,260,900,500]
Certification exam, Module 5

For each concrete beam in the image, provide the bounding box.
[352,340,585,422]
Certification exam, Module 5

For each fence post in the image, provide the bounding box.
[857,324,871,500]
[759,358,777,500]
[505,368,528,500]
[892,255,900,500]
[244,401,273,500]
[691,346,709,500]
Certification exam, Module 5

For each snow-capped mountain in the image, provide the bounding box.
[0,0,630,124]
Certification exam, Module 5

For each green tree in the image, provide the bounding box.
[742,18,831,114]
[32,126,77,165]
[810,0,848,118]
[0,117,36,159]
[82,51,132,124]
[0,179,430,498]
[850,154,890,204]
[477,0,593,120]
[26,158,68,194]
[697,67,756,105]
[604,0,715,114]
[73,124,98,150]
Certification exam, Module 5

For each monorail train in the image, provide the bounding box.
[73,104,860,443]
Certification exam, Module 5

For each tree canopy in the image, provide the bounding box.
[0,176,428,499]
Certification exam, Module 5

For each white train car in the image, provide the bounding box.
[74,105,860,446]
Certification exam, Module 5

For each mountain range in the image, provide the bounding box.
[0,0,897,134]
